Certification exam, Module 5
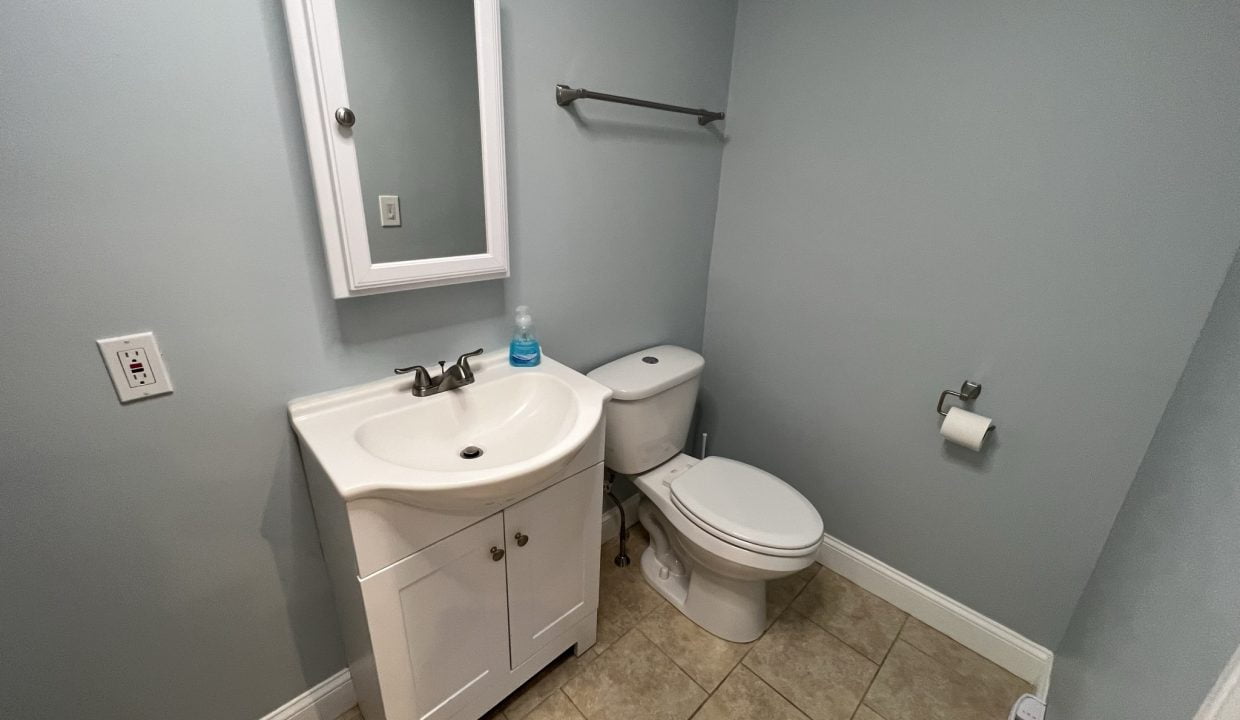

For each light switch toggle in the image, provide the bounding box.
[379,195,401,227]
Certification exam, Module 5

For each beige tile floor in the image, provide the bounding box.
[339,526,1032,720]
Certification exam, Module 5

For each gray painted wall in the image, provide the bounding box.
[701,0,1240,646]
[0,1,736,718]
[1050,250,1240,719]
[337,0,488,262]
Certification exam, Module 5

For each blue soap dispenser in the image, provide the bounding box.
[509,305,541,367]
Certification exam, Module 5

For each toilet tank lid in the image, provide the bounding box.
[587,345,705,401]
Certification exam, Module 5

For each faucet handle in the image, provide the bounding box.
[455,348,485,376]
[394,364,433,390]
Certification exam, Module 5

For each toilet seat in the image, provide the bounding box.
[669,457,823,558]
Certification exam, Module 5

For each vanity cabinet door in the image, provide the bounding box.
[360,513,509,720]
[504,463,603,667]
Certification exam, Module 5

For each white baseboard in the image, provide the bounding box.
[1195,643,1240,720]
[258,669,355,720]
[600,493,641,545]
[817,533,1054,698]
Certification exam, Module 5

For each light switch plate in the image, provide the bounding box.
[378,194,401,227]
[97,331,174,403]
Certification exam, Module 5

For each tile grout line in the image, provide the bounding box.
[559,687,589,720]
[561,625,636,720]
[685,683,713,719]
[854,702,891,720]
[614,546,702,691]
[510,641,605,720]
[850,614,910,720]
[640,620,736,697]
[532,559,837,718]
[586,556,1024,720]
[559,647,599,710]
[785,604,890,672]
[713,636,757,695]
[633,625,711,695]
[731,567,834,720]
[896,619,1033,690]
[644,566,822,711]
[590,559,841,720]
[728,566,826,717]
[662,591,778,696]
[791,567,911,668]
[890,636,1024,699]
[809,566,1031,712]
[739,660,818,720]
[631,625,716,719]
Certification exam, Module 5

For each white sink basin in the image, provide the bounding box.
[355,373,580,472]
[289,351,611,513]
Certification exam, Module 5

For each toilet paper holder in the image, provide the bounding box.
[937,380,997,444]
[937,381,987,418]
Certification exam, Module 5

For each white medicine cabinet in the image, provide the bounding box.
[283,0,510,297]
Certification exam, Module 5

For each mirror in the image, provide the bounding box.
[284,0,509,298]
[337,0,486,264]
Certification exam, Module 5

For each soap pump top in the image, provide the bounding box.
[509,305,541,367]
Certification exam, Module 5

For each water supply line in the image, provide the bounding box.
[603,469,630,567]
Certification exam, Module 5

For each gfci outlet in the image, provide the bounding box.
[118,347,153,387]
[97,331,174,403]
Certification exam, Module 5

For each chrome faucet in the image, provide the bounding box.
[395,348,484,397]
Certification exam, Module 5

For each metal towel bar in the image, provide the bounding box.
[555,84,725,125]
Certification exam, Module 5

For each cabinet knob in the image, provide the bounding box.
[514,532,529,547]
[335,107,356,128]
[490,546,505,562]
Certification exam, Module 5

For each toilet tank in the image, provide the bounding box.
[587,345,705,474]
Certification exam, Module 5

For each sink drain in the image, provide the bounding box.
[459,445,484,460]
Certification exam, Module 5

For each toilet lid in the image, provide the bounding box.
[670,457,823,552]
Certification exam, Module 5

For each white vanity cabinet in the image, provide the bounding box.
[357,466,602,719]
[302,450,605,720]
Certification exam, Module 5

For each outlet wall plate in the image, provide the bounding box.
[1009,693,1046,720]
[97,331,174,403]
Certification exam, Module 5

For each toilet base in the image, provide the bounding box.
[640,545,689,608]
[631,464,819,645]
[639,532,768,643]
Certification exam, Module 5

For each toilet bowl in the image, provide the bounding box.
[633,453,822,641]
[588,346,824,642]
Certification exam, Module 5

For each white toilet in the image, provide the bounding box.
[589,346,824,642]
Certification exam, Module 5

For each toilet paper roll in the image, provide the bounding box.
[939,406,993,451]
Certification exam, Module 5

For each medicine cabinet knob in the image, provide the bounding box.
[514,532,529,547]
[490,546,505,562]
[334,107,356,128]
